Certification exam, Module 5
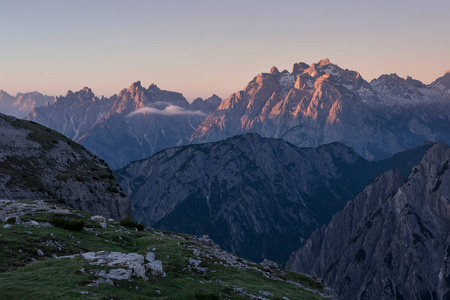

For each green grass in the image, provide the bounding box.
[0,204,326,300]
[119,216,145,231]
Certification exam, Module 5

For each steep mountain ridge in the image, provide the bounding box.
[286,142,450,299]
[0,90,53,118]
[190,94,222,114]
[191,59,450,160]
[29,87,110,140]
[115,133,430,264]
[0,113,130,219]
[27,82,221,168]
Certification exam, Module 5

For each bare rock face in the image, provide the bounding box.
[286,142,450,300]
[191,59,450,161]
[115,133,429,264]
[0,90,53,119]
[28,87,108,141]
[75,83,216,169]
[0,113,130,219]
[27,83,220,169]
[190,94,222,114]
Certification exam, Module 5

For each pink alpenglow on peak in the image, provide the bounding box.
[317,58,332,66]
[270,66,280,75]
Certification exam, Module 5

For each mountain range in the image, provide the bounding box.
[0,90,53,119]
[115,133,430,264]
[1,59,449,169]
[191,59,450,160]
[27,83,221,168]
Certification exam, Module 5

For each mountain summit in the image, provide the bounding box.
[191,59,450,160]
[28,83,221,168]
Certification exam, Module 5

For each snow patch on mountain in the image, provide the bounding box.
[278,72,296,97]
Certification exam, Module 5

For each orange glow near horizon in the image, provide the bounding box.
[0,1,449,101]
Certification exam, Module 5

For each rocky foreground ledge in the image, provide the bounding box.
[0,200,332,299]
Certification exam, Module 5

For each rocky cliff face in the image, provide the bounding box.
[0,90,53,118]
[286,142,450,300]
[28,87,109,140]
[0,113,130,219]
[115,133,429,264]
[191,59,450,160]
[27,82,221,169]
[190,94,222,114]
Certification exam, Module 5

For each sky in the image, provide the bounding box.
[1,0,449,101]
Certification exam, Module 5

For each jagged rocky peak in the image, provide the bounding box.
[270,66,280,75]
[290,59,372,95]
[316,72,331,83]
[147,83,160,91]
[82,86,93,93]
[286,141,450,299]
[371,73,403,85]
[116,81,189,111]
[294,73,314,90]
[190,58,377,149]
[190,94,222,113]
[430,70,450,93]
[405,75,425,87]
[371,73,429,102]
[317,58,332,66]
[244,72,281,95]
[372,73,426,87]
[292,62,310,75]
[119,81,145,96]
[0,90,13,99]
[306,63,320,77]
[53,87,99,107]
[131,80,142,88]
[10,92,54,118]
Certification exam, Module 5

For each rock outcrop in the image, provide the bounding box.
[0,113,130,219]
[115,133,430,264]
[286,142,450,300]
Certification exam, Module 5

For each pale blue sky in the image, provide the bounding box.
[1,0,449,100]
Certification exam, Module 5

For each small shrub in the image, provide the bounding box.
[6,217,17,224]
[119,216,145,231]
[50,216,85,231]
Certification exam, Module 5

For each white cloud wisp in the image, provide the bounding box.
[127,105,206,117]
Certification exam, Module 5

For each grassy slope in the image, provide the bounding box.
[0,202,326,300]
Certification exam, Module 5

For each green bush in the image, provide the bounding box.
[6,217,17,224]
[50,216,85,231]
[119,216,145,231]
